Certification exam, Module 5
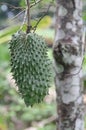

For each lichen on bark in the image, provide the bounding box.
[53,0,85,130]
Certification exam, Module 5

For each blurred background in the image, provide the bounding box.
[0,0,86,130]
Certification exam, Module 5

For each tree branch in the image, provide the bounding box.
[10,9,26,21]
[25,0,31,33]
[30,0,43,8]
[33,1,53,32]
[0,2,24,10]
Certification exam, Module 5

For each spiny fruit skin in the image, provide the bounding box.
[9,31,52,106]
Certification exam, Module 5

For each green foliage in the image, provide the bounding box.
[37,16,52,28]
[19,0,25,7]
[32,16,52,29]
[0,26,20,44]
[0,43,10,104]
[0,114,7,130]
[0,43,10,62]
[38,124,55,130]
[85,116,86,128]
[83,55,86,70]
[83,12,86,21]
[9,32,52,106]
[21,103,56,121]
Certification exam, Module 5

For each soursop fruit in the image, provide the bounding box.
[9,31,52,106]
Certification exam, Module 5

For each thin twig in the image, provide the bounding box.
[1,0,43,22]
[10,9,26,21]
[34,0,36,4]
[30,0,43,8]
[19,9,27,31]
[0,2,25,10]
[0,0,43,9]
[26,0,30,27]
[26,0,31,33]
[33,1,53,32]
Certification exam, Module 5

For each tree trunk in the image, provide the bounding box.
[53,0,85,130]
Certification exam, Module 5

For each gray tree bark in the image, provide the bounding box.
[53,0,85,130]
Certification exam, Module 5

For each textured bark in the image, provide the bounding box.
[53,0,85,130]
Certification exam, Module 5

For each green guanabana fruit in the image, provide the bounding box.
[9,31,52,106]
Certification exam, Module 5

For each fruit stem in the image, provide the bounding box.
[26,0,31,33]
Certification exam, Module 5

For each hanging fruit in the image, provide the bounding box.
[9,0,52,106]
